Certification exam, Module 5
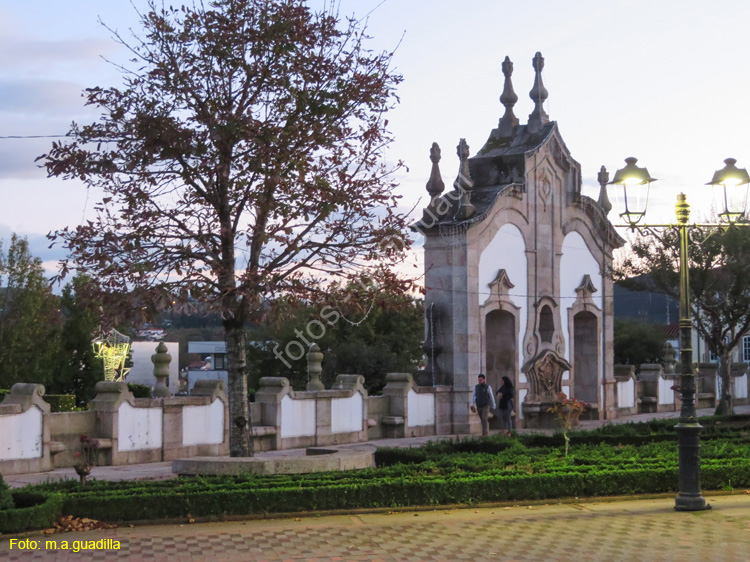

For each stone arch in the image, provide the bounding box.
[485,309,516,394]
[480,269,521,415]
[567,274,602,406]
[573,310,599,403]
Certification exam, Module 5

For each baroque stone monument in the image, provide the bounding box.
[413,52,624,431]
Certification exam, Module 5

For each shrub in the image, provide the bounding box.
[0,492,63,534]
[127,383,151,398]
[44,394,77,412]
[0,473,13,511]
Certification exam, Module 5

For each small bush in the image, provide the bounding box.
[0,473,13,511]
[45,394,77,412]
[127,383,151,398]
[0,492,62,534]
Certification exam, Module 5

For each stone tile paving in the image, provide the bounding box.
[2,495,749,561]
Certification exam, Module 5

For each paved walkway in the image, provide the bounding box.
[6,405,750,489]
[3,494,750,561]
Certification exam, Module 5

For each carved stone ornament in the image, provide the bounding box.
[574,274,598,306]
[522,349,572,401]
[488,268,514,296]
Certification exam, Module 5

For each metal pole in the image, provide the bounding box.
[674,193,709,511]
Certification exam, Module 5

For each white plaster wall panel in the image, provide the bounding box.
[406,389,435,427]
[0,406,43,460]
[331,392,363,434]
[617,379,635,408]
[182,399,225,446]
[118,402,163,451]
[517,389,527,419]
[735,374,748,399]
[280,394,316,438]
[478,223,527,384]
[658,377,675,405]
[560,232,603,362]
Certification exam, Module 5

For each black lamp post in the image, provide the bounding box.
[607,156,750,512]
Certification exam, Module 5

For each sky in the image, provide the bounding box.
[1,0,750,278]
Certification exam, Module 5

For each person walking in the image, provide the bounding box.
[496,375,515,436]
[471,374,496,436]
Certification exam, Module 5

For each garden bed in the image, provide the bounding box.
[9,414,750,528]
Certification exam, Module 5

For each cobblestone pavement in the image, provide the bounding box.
[3,495,750,561]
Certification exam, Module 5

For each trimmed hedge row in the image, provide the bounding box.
[54,462,750,522]
[0,492,63,534]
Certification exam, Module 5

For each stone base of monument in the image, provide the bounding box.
[521,401,560,429]
[172,447,373,476]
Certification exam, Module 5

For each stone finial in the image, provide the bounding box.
[453,139,474,192]
[453,138,475,220]
[426,142,445,200]
[597,165,612,216]
[527,51,550,134]
[497,56,519,137]
[151,341,172,397]
[306,343,325,391]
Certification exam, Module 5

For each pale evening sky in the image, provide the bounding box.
[1,0,749,277]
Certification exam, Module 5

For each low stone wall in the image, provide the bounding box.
[613,365,637,416]
[0,380,230,475]
[0,384,51,475]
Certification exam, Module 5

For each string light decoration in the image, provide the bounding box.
[91,329,132,382]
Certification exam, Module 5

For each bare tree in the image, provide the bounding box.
[39,0,409,455]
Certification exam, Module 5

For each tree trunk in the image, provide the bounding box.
[224,321,252,457]
[714,353,734,416]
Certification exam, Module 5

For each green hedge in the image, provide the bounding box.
[0,492,63,534]
[0,474,13,511]
[52,461,750,522]
[44,394,77,413]
[14,413,750,526]
[127,383,151,398]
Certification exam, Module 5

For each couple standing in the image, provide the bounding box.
[471,374,514,436]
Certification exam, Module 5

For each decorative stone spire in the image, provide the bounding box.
[597,165,612,215]
[497,56,519,137]
[527,51,549,134]
[453,138,475,220]
[425,142,445,202]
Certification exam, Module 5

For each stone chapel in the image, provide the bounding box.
[414,52,624,431]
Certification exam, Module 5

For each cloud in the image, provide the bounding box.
[0,78,86,117]
[0,37,115,70]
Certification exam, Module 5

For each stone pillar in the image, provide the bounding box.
[255,377,290,449]
[90,381,135,465]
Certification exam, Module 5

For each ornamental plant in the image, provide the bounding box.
[547,392,587,457]
[74,435,100,486]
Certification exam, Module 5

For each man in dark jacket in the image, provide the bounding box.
[471,374,496,436]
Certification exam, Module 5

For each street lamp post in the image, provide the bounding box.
[606,157,750,512]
